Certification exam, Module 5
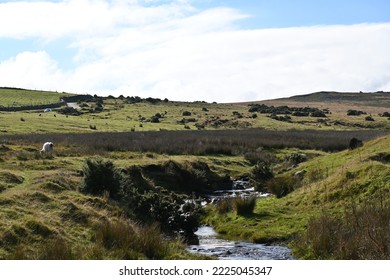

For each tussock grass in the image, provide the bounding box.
[215,196,257,216]
[233,196,257,216]
[295,199,390,259]
[1,129,387,157]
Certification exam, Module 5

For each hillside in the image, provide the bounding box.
[0,87,389,260]
[281,91,390,104]
[0,87,75,108]
[0,88,389,134]
[204,135,390,259]
[258,91,390,114]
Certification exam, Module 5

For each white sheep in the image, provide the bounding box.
[40,142,54,155]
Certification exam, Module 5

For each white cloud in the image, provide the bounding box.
[0,0,390,102]
[0,51,66,90]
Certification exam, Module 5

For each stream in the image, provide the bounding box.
[188,226,293,260]
[187,179,293,260]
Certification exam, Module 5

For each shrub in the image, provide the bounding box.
[347,109,366,116]
[266,175,301,198]
[80,157,122,199]
[286,153,307,165]
[380,112,390,117]
[93,106,103,112]
[310,110,327,118]
[150,116,160,123]
[121,165,203,237]
[251,161,274,191]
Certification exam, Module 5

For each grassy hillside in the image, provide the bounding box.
[283,91,390,107]
[0,87,74,107]
[204,135,390,259]
[0,88,389,259]
[0,89,389,134]
[0,147,213,259]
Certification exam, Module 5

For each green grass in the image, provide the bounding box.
[0,139,247,259]
[0,88,74,107]
[0,166,203,259]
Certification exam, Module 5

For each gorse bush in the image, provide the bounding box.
[79,161,205,239]
[121,177,202,238]
[80,157,122,199]
[251,160,274,191]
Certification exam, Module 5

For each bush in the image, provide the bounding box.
[80,157,122,199]
[150,116,160,123]
[380,112,390,117]
[310,110,327,117]
[251,161,274,191]
[347,109,366,116]
[120,165,203,238]
[286,153,307,165]
[266,175,301,198]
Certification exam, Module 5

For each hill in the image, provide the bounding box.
[0,87,75,108]
[258,91,390,114]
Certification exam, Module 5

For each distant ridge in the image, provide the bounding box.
[278,91,390,106]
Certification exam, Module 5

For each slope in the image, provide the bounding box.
[204,135,390,258]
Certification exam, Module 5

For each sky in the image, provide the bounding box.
[0,0,389,102]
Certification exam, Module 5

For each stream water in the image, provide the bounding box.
[188,180,293,260]
[188,226,293,260]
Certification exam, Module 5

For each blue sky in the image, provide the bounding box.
[199,0,390,28]
[0,0,389,102]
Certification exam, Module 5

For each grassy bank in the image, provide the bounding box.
[203,135,390,259]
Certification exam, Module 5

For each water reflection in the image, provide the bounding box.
[188,226,293,260]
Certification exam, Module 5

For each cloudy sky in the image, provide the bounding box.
[0,0,389,102]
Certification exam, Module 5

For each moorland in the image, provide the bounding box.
[0,87,389,259]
